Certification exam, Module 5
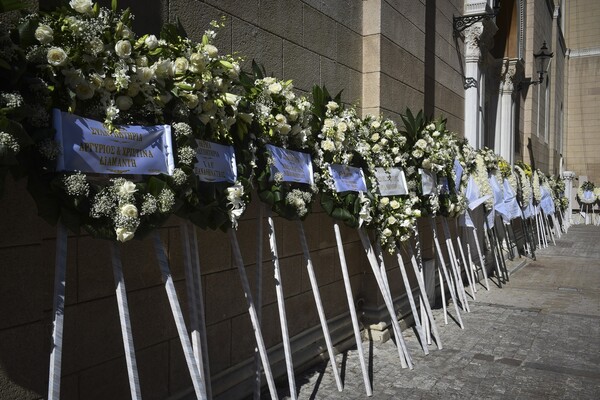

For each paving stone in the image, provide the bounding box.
[271,225,600,399]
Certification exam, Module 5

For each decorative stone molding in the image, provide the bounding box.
[464,23,484,61]
[569,47,600,58]
[500,59,521,94]
[464,0,489,15]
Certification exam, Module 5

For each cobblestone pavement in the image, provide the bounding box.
[276,224,600,399]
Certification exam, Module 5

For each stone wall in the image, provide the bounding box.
[0,1,467,399]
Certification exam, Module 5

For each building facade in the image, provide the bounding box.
[0,1,596,399]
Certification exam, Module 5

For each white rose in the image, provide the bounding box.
[154,59,173,78]
[116,227,135,242]
[275,114,287,124]
[382,228,392,237]
[413,209,422,218]
[75,82,95,100]
[116,95,133,111]
[204,44,218,58]
[371,121,380,129]
[126,82,140,97]
[189,53,206,73]
[173,57,189,75]
[121,26,134,40]
[115,40,132,58]
[69,0,93,14]
[118,181,137,197]
[372,144,381,153]
[145,35,159,50]
[278,124,291,135]
[104,77,117,92]
[390,200,400,210]
[380,197,390,206]
[268,82,282,94]
[412,149,423,158]
[136,66,155,83]
[35,24,54,44]
[337,121,348,132]
[371,133,380,142]
[120,203,138,218]
[432,130,440,137]
[321,139,335,152]
[223,93,239,106]
[387,216,397,225]
[182,93,199,109]
[416,139,428,149]
[323,118,335,129]
[384,129,393,138]
[326,101,339,112]
[47,47,68,67]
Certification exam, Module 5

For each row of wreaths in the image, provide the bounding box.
[0,1,570,252]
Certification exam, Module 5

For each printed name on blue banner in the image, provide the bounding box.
[194,140,237,183]
[375,167,408,196]
[266,144,314,184]
[54,109,174,175]
[328,164,367,193]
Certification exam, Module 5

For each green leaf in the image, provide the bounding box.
[320,192,335,215]
[219,60,233,69]
[147,177,167,196]
[111,0,118,12]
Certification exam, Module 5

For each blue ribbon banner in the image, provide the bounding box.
[328,165,367,193]
[375,167,408,196]
[266,144,314,185]
[54,109,174,175]
[419,168,438,195]
[194,140,237,183]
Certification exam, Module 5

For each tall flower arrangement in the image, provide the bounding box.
[532,170,542,205]
[242,66,315,220]
[473,152,493,211]
[514,162,532,207]
[311,86,372,228]
[577,181,597,204]
[357,114,419,254]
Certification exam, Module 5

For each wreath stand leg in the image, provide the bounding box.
[266,213,297,399]
[357,228,410,369]
[253,205,265,400]
[428,217,464,329]
[394,245,429,355]
[406,235,442,349]
[296,221,343,392]
[110,242,143,400]
[467,209,490,290]
[228,229,279,400]
[181,222,212,399]
[454,219,476,300]
[152,232,207,400]
[333,223,372,396]
[48,222,68,400]
[466,243,477,296]
[483,224,503,288]
[441,217,470,312]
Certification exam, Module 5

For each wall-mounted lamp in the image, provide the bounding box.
[453,0,501,35]
[518,42,554,91]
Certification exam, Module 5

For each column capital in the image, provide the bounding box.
[464,23,484,61]
[562,171,576,181]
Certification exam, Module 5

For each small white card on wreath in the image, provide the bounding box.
[375,167,408,196]
[266,144,314,185]
[194,140,237,183]
[329,164,367,193]
[419,168,438,195]
[54,109,175,175]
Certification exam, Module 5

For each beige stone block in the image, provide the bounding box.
[42,236,78,307]
[259,0,303,44]
[319,56,344,101]
[127,285,178,350]
[363,0,382,36]
[300,247,338,293]
[137,344,170,400]
[232,18,283,77]
[168,337,193,394]
[311,0,363,33]
[206,319,232,374]
[205,0,259,24]
[0,245,44,329]
[362,72,381,110]
[229,311,260,365]
[318,280,349,317]
[303,4,337,59]
[362,34,381,73]
[283,40,320,92]
[386,0,425,28]
[381,1,425,61]
[195,228,231,275]
[205,268,246,324]
[0,175,42,247]
[170,0,232,54]
[119,0,167,36]
[337,22,363,71]
[284,291,320,337]
[380,36,424,87]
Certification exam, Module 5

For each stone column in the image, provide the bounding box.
[563,171,576,224]
[498,59,518,164]
[463,23,483,148]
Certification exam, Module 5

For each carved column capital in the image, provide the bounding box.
[464,23,484,62]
